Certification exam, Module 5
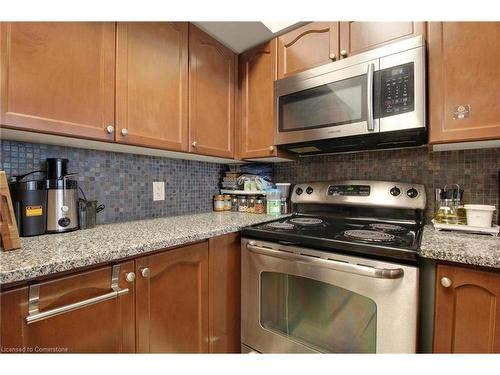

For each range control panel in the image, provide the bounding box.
[380,62,414,117]
[327,185,370,197]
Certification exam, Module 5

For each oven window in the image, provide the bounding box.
[260,272,377,353]
[279,74,367,132]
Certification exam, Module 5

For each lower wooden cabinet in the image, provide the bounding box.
[0,261,136,353]
[434,263,500,353]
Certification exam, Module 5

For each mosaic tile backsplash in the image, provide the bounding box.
[274,147,500,223]
[0,141,224,224]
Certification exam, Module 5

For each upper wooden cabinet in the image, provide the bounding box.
[188,24,236,158]
[135,241,209,353]
[0,22,116,141]
[277,22,339,79]
[0,262,135,353]
[428,22,500,144]
[339,22,425,58]
[434,263,500,353]
[115,22,188,151]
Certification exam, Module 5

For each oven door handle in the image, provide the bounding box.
[246,243,404,279]
[366,62,375,132]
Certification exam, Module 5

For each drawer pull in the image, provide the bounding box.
[26,265,129,325]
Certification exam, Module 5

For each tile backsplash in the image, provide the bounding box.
[0,141,224,224]
[274,147,500,222]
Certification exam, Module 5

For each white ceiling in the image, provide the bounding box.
[192,22,305,53]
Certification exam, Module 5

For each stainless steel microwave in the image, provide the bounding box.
[275,36,426,155]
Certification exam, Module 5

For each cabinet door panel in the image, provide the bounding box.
[434,264,500,353]
[0,262,135,353]
[116,22,188,151]
[429,22,500,143]
[339,22,425,57]
[0,22,115,140]
[136,242,209,353]
[277,22,339,79]
[189,25,235,158]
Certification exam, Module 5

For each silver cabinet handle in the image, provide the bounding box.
[125,272,136,283]
[440,277,452,288]
[366,63,375,132]
[340,49,348,58]
[26,265,129,325]
[191,141,197,148]
[106,125,114,134]
[121,128,128,137]
[246,242,404,279]
[329,53,336,60]
[140,267,150,278]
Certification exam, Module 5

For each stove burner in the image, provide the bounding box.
[343,229,396,243]
[368,223,408,233]
[289,218,324,225]
[266,222,295,230]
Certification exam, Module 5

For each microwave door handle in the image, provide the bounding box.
[246,243,404,279]
[366,63,375,132]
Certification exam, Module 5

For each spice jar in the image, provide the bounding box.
[238,196,248,212]
[255,197,265,214]
[247,196,256,213]
[223,194,232,211]
[213,194,225,212]
[230,195,238,212]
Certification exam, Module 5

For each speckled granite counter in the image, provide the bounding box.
[419,225,500,269]
[0,212,285,285]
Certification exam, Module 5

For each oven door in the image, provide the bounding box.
[275,59,380,146]
[241,238,418,353]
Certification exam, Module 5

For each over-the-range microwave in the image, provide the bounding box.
[275,35,426,155]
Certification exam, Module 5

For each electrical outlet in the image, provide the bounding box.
[153,181,165,201]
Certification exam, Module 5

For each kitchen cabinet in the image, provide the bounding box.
[115,22,189,151]
[0,261,135,353]
[434,263,500,353]
[428,22,500,144]
[0,22,116,141]
[339,22,425,58]
[189,24,236,158]
[277,22,339,79]
[135,241,209,353]
[208,233,241,353]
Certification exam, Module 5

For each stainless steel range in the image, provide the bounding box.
[241,180,426,353]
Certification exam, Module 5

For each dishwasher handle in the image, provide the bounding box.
[246,242,404,279]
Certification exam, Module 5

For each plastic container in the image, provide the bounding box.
[464,204,496,227]
[266,189,281,215]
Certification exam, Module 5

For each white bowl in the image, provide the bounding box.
[464,204,496,227]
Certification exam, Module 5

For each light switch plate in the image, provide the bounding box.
[153,181,165,201]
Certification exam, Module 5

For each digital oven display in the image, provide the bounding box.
[327,185,370,197]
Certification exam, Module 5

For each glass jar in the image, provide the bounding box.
[266,189,281,215]
[238,196,248,212]
[255,197,265,214]
[223,194,232,211]
[230,195,238,212]
[213,195,225,212]
[247,196,256,213]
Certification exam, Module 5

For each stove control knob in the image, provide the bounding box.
[407,188,419,198]
[306,186,314,195]
[295,187,303,195]
[390,186,401,196]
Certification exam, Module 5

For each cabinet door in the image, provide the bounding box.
[0,262,135,353]
[277,22,339,79]
[0,22,115,141]
[116,22,188,151]
[428,22,500,144]
[339,22,425,58]
[434,264,500,353]
[189,24,236,158]
[239,40,277,159]
[208,233,241,353]
[135,242,209,353]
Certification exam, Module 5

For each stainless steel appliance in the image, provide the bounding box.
[275,36,426,155]
[241,180,426,353]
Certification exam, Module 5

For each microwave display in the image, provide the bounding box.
[380,62,414,118]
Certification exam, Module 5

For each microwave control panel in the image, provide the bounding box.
[380,62,414,118]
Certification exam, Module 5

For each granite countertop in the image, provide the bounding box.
[419,225,500,269]
[0,212,285,285]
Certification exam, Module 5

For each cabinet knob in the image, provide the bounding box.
[440,277,452,288]
[329,53,336,60]
[121,128,129,137]
[340,50,348,58]
[269,145,275,152]
[191,141,197,148]
[106,125,114,134]
[125,272,136,283]
[140,267,150,278]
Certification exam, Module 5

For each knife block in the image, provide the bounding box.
[0,171,21,251]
